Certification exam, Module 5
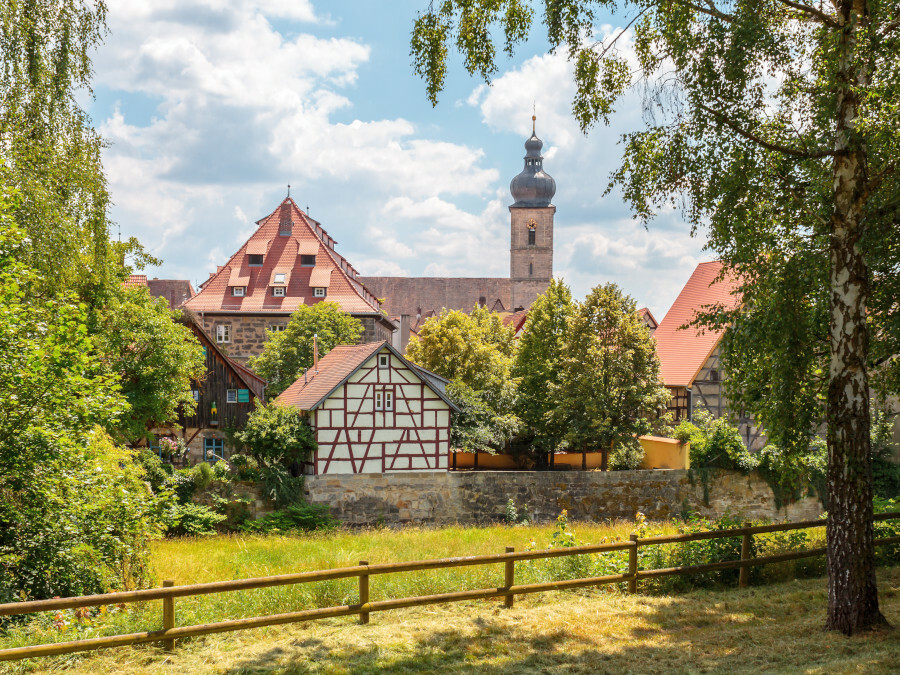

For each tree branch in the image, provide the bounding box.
[775,0,842,27]
[697,102,836,158]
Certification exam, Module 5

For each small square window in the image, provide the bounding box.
[374,390,383,411]
[273,272,286,284]
[204,437,225,464]
[216,324,231,343]
[226,389,237,403]
[191,389,200,401]
[248,254,263,266]
[378,354,389,369]
[300,254,316,266]
[273,286,285,297]
[232,286,245,297]
[313,287,326,298]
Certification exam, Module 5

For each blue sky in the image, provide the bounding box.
[88,1,710,319]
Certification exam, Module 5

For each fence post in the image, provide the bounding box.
[504,547,515,608]
[359,561,370,624]
[162,580,175,652]
[628,535,639,594]
[739,525,752,589]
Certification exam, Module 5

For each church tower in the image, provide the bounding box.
[509,116,556,311]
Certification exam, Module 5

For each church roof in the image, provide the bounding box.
[360,276,513,319]
[654,262,742,388]
[185,198,383,316]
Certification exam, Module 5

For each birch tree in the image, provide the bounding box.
[411,0,900,633]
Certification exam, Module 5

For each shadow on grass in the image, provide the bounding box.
[218,572,900,675]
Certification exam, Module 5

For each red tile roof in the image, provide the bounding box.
[502,308,530,335]
[638,307,658,329]
[185,198,382,315]
[654,262,742,388]
[124,274,148,288]
[276,341,389,411]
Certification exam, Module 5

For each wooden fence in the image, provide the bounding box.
[1,512,899,663]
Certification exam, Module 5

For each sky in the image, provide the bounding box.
[87,0,711,320]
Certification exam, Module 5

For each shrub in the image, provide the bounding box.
[675,410,757,473]
[756,438,827,507]
[168,469,197,504]
[261,465,306,508]
[169,503,227,537]
[230,454,262,481]
[134,448,174,493]
[240,503,338,534]
[609,437,645,470]
[192,461,214,491]
[503,499,530,525]
[212,459,231,481]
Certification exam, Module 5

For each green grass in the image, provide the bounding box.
[1,516,897,673]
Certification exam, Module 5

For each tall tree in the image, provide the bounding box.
[249,301,363,398]
[551,283,670,469]
[94,286,206,444]
[513,278,574,455]
[406,305,519,452]
[410,0,899,634]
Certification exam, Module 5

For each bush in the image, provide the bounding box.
[675,410,757,473]
[169,503,227,537]
[168,469,197,504]
[756,438,827,507]
[503,499,530,525]
[192,461,214,491]
[609,437,644,470]
[241,503,338,534]
[134,448,174,493]
[230,454,262,481]
[261,465,306,508]
[212,459,231,481]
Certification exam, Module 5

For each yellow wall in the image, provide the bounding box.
[638,435,690,470]
[452,436,689,471]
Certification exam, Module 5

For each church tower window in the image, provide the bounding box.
[529,263,533,276]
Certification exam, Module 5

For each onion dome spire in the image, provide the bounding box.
[510,115,556,207]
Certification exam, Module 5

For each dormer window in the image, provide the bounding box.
[273,273,286,284]
[232,286,245,297]
[273,286,285,297]
[313,287,326,298]
[248,254,263,266]
[300,254,316,266]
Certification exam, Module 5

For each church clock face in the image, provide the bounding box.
[526,218,537,230]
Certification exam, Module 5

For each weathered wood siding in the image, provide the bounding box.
[313,352,451,474]
[179,328,258,432]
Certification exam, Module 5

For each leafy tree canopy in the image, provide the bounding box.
[249,302,363,398]
[406,305,519,452]
[551,283,669,469]
[410,0,899,634]
[513,278,574,453]
[93,287,206,443]
[234,402,317,471]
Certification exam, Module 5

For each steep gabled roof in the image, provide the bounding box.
[124,274,148,288]
[185,198,383,315]
[638,307,658,330]
[147,278,195,309]
[654,262,742,388]
[186,320,266,400]
[276,341,457,412]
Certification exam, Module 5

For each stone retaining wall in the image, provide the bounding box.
[304,469,822,526]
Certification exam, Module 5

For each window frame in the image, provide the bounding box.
[300,254,316,267]
[191,389,200,402]
[203,437,225,464]
[378,353,389,369]
[232,286,245,297]
[270,323,286,333]
[216,324,231,343]
[384,390,394,412]
[313,287,326,298]
[226,389,237,404]
[272,286,286,297]
[248,254,264,267]
[374,390,383,411]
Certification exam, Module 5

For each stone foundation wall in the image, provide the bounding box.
[304,469,822,526]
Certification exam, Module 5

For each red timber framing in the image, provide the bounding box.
[312,351,451,474]
[275,341,457,475]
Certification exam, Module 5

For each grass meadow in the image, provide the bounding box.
[2,517,899,673]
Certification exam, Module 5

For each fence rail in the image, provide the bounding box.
[1,511,898,663]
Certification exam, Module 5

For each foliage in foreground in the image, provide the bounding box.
[240,503,338,535]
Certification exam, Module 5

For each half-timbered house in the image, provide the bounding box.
[654,262,763,450]
[276,341,457,475]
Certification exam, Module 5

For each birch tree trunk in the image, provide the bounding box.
[825,0,886,634]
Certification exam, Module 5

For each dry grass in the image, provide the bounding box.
[9,567,900,674]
